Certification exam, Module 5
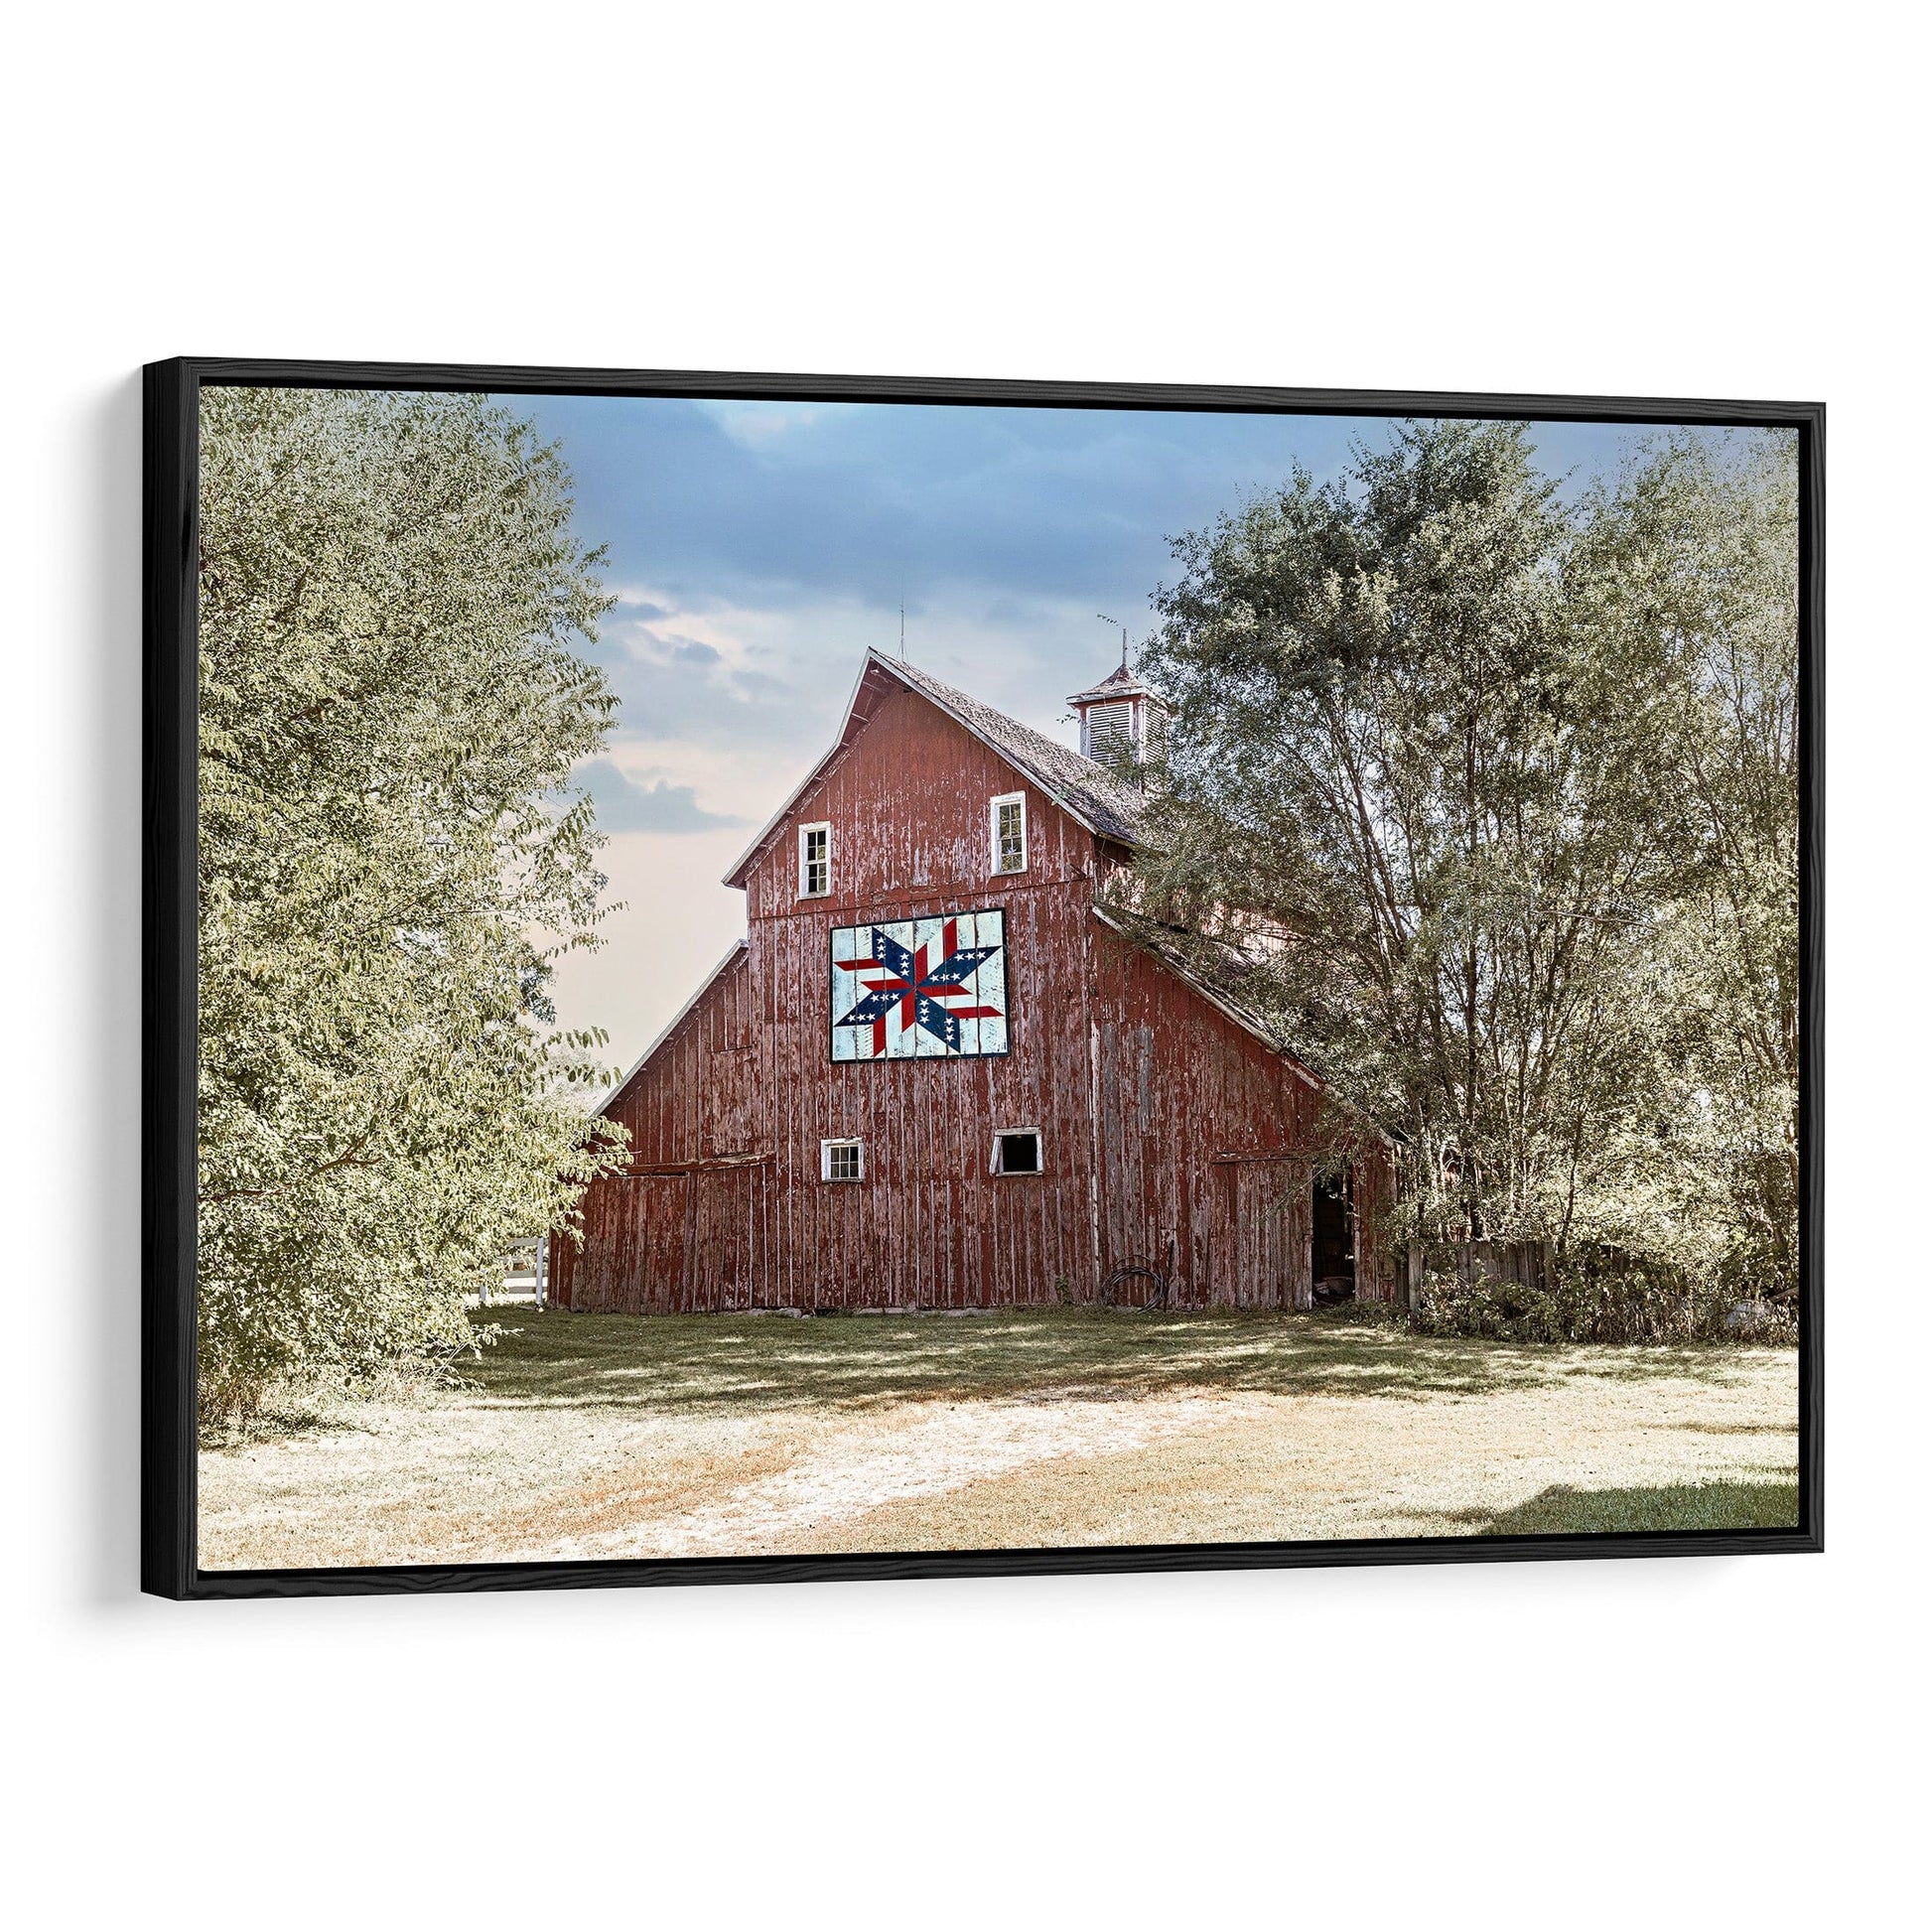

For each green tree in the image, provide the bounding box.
[197,387,628,1420]
[1572,430,1801,1292]
[1122,420,1795,1278]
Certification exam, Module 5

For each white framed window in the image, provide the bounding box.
[991,1127,1042,1175]
[820,1137,864,1182]
[798,822,831,898]
[990,792,1028,875]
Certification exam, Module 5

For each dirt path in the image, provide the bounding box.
[540,1392,1269,1560]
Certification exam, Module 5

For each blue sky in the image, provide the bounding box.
[513,394,1701,1065]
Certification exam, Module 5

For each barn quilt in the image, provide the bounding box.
[829,909,1010,1059]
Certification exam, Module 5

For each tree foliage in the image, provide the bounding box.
[197,388,629,1419]
[1123,421,1799,1295]
[1574,430,1800,1292]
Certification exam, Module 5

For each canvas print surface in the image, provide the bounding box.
[188,382,1807,1573]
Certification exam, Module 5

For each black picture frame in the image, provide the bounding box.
[143,357,1824,1599]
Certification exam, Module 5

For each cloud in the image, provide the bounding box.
[577,759,749,834]
[524,393,1389,621]
[530,396,1702,649]
[585,602,830,756]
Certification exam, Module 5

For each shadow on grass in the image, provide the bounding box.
[200,1365,460,1450]
[1437,1477,1801,1537]
[462,1307,1783,1420]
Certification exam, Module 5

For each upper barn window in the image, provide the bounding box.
[990,792,1027,875]
[992,1128,1042,1175]
[798,822,831,898]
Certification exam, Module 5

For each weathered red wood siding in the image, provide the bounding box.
[744,685,1096,1308]
[557,673,1397,1313]
[1088,917,1328,1307]
[551,947,757,1311]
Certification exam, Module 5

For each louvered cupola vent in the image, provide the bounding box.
[1067,659,1169,766]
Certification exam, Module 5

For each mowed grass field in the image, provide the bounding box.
[198,1309,1800,1570]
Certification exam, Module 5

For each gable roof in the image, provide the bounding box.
[723,648,1150,889]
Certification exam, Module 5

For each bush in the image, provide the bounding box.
[1408,1243,1797,1346]
[1304,1299,1408,1330]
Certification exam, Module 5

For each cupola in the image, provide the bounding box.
[1067,658,1168,764]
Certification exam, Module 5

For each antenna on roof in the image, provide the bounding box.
[899,581,906,660]
[1096,613,1129,670]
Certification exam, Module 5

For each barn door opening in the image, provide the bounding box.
[1311,1173,1355,1306]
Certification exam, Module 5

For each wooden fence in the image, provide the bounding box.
[1405,1239,1559,1309]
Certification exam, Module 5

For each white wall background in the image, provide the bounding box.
[5,5,1919,1925]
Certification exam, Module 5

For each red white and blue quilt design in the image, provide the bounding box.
[829,910,1010,1060]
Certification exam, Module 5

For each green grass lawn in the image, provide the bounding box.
[199,1308,1800,1570]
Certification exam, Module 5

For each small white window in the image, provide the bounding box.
[991,1127,1042,1175]
[821,1138,863,1182]
[798,822,830,898]
[990,792,1027,875]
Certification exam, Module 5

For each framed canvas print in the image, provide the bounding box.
[142,360,1822,1597]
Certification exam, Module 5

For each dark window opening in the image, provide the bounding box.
[994,1130,1041,1175]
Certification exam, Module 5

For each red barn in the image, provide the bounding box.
[552,649,1397,1313]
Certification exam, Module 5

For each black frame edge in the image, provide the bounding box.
[1798,408,1825,1552]
[187,1525,1821,1599]
[142,359,199,1599]
[172,356,1820,429]
[142,363,1825,1599]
